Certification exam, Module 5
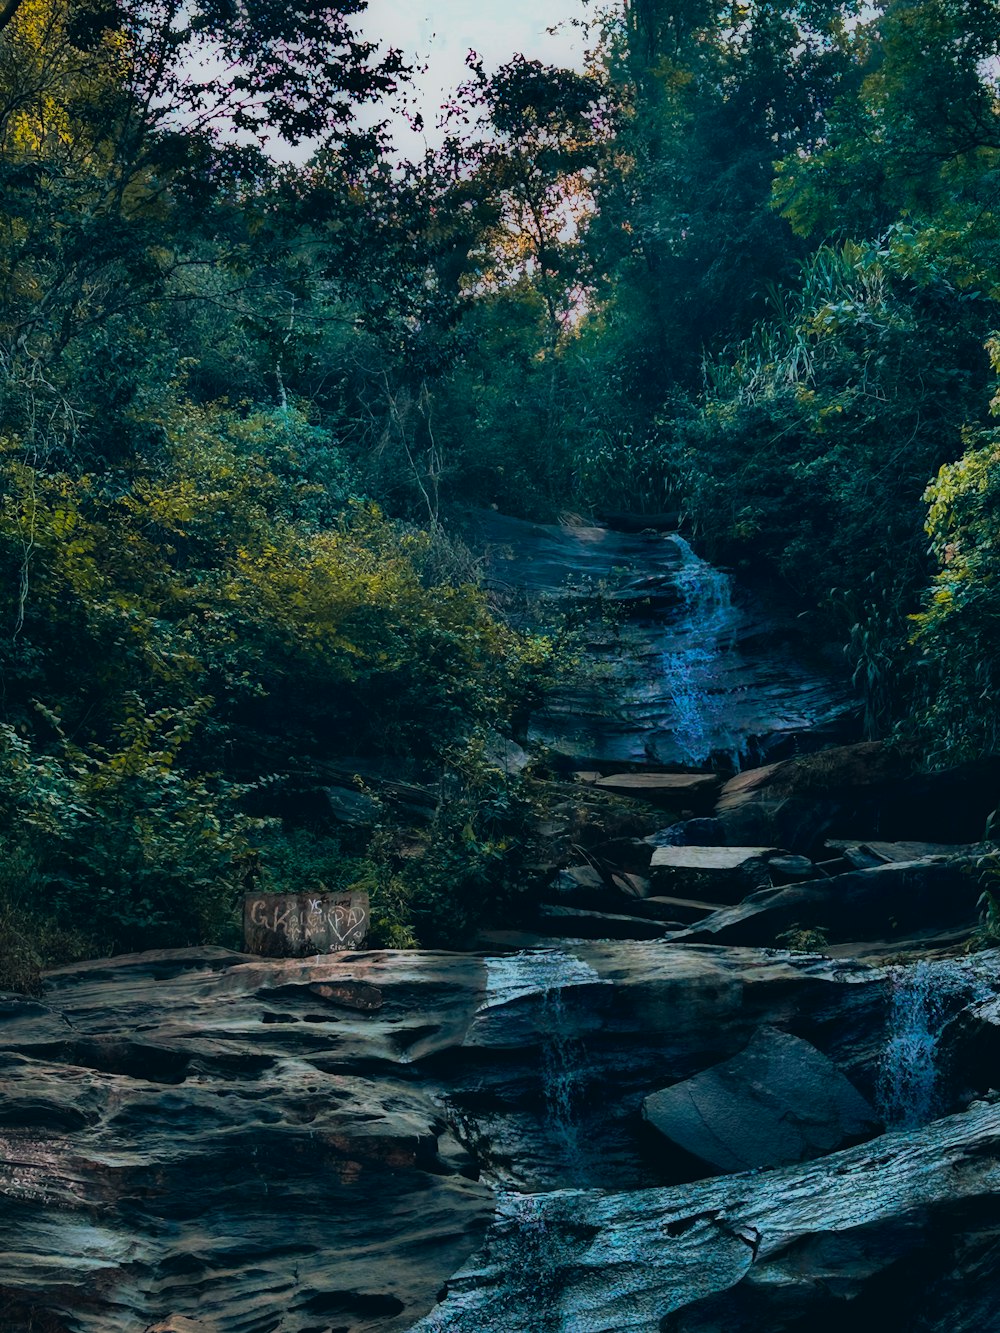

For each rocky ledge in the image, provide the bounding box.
[1,941,999,1332]
[415,1096,1000,1333]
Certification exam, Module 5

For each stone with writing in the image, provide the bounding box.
[243,891,369,957]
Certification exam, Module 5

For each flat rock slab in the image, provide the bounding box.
[828,839,977,868]
[595,773,721,804]
[649,846,776,903]
[536,905,667,940]
[642,1025,880,1173]
[629,895,727,924]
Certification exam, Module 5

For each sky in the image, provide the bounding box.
[357,0,588,155]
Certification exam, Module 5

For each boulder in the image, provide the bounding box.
[594,772,721,809]
[610,871,651,899]
[591,837,655,872]
[642,1026,880,1173]
[767,853,817,883]
[674,855,981,948]
[715,741,1000,851]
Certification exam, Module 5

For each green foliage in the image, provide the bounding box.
[672,239,992,624]
[253,825,416,950]
[969,850,1000,951]
[0,699,255,958]
[401,737,542,948]
[7,0,1000,976]
[776,923,830,952]
[908,416,1000,763]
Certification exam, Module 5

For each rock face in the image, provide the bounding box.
[410,1099,1000,1333]
[642,1026,881,1173]
[0,952,491,1333]
[675,856,981,947]
[3,942,999,1331]
[0,942,899,1331]
[460,509,857,767]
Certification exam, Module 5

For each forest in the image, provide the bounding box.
[2,0,1000,984]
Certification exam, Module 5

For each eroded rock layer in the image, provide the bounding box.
[0,942,900,1332]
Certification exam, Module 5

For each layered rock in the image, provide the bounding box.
[0,942,895,1331]
[413,1099,1000,1333]
[715,741,1000,851]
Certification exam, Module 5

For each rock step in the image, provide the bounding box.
[649,845,777,904]
[536,905,669,940]
[574,771,722,808]
[670,855,982,948]
[826,838,972,869]
[626,895,726,924]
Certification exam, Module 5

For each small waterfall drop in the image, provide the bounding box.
[539,986,585,1175]
[481,950,611,1186]
[877,961,945,1127]
[877,957,994,1128]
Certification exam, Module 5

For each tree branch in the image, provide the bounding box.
[0,0,25,38]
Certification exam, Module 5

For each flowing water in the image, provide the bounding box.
[479,950,611,1188]
[539,986,586,1176]
[877,957,994,1128]
[464,509,854,767]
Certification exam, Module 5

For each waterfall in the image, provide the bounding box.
[877,957,994,1128]
[659,535,743,768]
[482,949,608,1010]
[539,986,585,1174]
[877,961,946,1128]
[481,950,613,1186]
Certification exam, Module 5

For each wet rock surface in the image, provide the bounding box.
[0,942,907,1331]
[461,509,857,767]
[411,1099,1000,1333]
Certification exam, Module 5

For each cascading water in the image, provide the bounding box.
[877,957,994,1128]
[658,535,744,769]
[468,509,854,768]
[539,986,585,1175]
[877,961,946,1127]
[479,951,611,1187]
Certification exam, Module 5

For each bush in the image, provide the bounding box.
[0,700,254,958]
[400,737,541,948]
[908,419,1000,763]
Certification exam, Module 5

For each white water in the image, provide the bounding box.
[482,949,609,1011]
[539,986,586,1174]
[659,535,744,769]
[482,951,613,1185]
[877,957,994,1128]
